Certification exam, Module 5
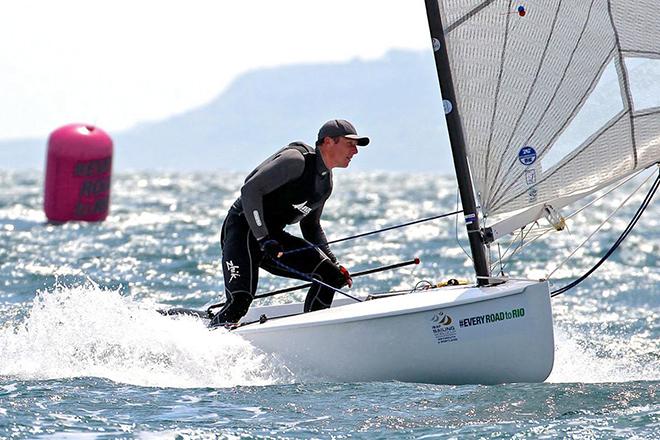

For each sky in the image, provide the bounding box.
[0,0,431,141]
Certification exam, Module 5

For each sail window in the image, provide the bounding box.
[541,60,623,171]
[626,57,660,112]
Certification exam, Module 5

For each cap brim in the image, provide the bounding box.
[345,134,370,146]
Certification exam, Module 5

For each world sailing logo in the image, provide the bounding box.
[431,312,452,326]
[430,311,457,344]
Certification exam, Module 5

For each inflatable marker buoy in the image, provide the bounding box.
[44,124,113,223]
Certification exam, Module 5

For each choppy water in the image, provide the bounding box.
[0,170,658,439]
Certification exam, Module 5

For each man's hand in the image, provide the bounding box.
[339,264,353,288]
[259,237,284,259]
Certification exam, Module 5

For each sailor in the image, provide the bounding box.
[210,119,370,327]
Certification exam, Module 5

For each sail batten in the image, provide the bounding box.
[607,1,639,169]
[623,50,660,58]
[436,0,660,232]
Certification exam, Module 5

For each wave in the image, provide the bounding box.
[0,282,294,388]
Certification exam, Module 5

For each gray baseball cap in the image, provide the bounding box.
[317,119,370,146]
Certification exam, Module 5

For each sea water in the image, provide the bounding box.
[0,170,658,439]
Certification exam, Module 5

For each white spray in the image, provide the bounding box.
[0,282,294,388]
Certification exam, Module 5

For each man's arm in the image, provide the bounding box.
[241,149,305,240]
[300,203,337,263]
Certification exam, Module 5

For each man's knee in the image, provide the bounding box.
[304,268,340,313]
[316,260,346,288]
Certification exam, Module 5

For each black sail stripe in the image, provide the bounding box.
[607,0,638,170]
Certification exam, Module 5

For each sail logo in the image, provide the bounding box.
[430,311,458,344]
[518,146,537,166]
[525,169,537,185]
[519,147,538,202]
[527,187,538,203]
[292,202,312,216]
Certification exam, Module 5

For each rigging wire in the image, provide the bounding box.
[263,257,431,303]
[491,222,538,273]
[496,242,504,276]
[550,167,659,297]
[270,258,363,303]
[490,167,650,274]
[454,188,473,262]
[547,169,657,279]
[281,209,462,256]
[495,223,544,274]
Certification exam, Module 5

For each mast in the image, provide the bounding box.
[424,0,490,285]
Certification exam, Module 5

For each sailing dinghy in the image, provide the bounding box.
[234,280,553,384]
[172,1,660,385]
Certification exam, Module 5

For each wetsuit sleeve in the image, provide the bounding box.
[241,149,305,240]
[300,203,337,263]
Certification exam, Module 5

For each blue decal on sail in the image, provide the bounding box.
[518,147,537,166]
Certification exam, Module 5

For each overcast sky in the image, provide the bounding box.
[0,0,430,141]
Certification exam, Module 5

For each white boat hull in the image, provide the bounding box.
[235,280,554,385]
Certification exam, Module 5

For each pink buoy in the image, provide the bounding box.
[44,123,113,223]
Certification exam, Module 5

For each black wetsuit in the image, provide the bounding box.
[210,142,346,326]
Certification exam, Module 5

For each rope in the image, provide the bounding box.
[551,167,659,297]
[270,257,363,303]
[281,210,461,256]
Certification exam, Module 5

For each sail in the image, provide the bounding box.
[436,0,660,236]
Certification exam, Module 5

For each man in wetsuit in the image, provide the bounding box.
[209,119,370,327]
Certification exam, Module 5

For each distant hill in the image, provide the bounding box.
[0,49,453,173]
[3,51,660,175]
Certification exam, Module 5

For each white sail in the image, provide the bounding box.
[436,0,660,236]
